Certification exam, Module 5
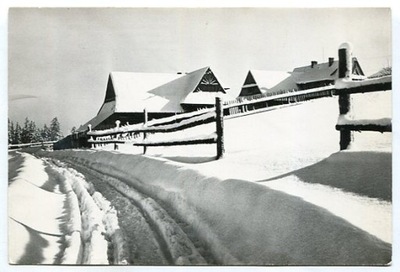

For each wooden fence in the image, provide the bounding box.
[335,76,392,150]
[87,98,225,159]
[85,74,391,156]
[8,141,56,150]
[222,85,335,118]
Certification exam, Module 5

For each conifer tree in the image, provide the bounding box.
[49,117,62,141]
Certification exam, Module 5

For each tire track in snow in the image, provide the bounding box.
[62,160,207,265]
[46,159,128,264]
[71,164,169,265]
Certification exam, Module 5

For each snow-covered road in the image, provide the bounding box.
[8,151,208,265]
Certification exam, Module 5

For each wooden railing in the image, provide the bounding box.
[223,85,335,118]
[87,98,225,159]
[334,76,392,150]
[8,141,56,150]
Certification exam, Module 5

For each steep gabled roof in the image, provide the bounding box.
[239,70,294,96]
[78,67,226,131]
[291,61,339,84]
[77,101,116,132]
[102,67,226,113]
[251,70,293,91]
[268,75,298,92]
[291,58,365,84]
[148,66,217,109]
[107,71,183,113]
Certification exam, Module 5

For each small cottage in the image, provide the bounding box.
[77,66,228,132]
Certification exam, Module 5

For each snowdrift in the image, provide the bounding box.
[40,149,391,265]
[8,152,65,264]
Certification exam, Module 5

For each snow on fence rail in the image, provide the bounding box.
[223,85,335,110]
[8,141,56,150]
[85,69,391,154]
[222,85,335,117]
[335,76,392,150]
[334,75,392,94]
[87,98,225,159]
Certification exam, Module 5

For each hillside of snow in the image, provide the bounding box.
[29,92,392,265]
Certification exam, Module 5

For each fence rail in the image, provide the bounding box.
[335,76,391,150]
[80,73,391,155]
[87,98,225,159]
[8,141,56,150]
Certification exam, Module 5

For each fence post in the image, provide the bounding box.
[88,124,93,148]
[114,120,120,150]
[338,94,352,150]
[338,42,353,150]
[216,97,224,159]
[143,108,148,154]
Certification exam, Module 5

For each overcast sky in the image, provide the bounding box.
[8,8,391,135]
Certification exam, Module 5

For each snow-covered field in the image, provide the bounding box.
[8,92,392,265]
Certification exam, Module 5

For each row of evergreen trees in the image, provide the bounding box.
[8,117,62,145]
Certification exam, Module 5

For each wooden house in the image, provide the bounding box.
[77,66,228,132]
[239,57,365,97]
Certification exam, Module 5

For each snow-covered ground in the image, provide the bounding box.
[8,152,128,265]
[22,92,392,265]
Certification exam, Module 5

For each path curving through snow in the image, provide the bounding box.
[65,160,209,265]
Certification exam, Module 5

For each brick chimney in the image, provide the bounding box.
[329,57,334,66]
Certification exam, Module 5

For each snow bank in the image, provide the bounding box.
[61,232,82,264]
[263,175,391,243]
[43,149,391,265]
[8,177,65,235]
[8,218,62,265]
[60,181,82,264]
[49,159,128,265]
[8,153,65,264]
[92,192,128,264]
[49,162,109,264]
[14,152,49,187]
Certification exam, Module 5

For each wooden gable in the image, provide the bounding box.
[239,71,261,96]
[352,57,365,76]
[104,75,116,103]
[193,68,225,93]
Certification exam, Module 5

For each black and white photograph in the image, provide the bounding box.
[4,4,397,269]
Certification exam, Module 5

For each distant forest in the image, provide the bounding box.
[8,117,62,145]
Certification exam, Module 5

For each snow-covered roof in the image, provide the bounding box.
[147,66,211,109]
[104,66,225,112]
[77,101,116,132]
[249,70,293,92]
[239,70,294,96]
[78,67,227,131]
[239,58,366,97]
[109,71,183,112]
[291,61,339,84]
[268,75,299,92]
